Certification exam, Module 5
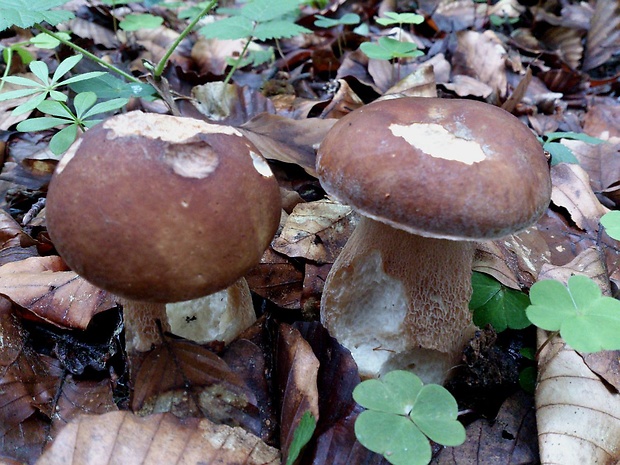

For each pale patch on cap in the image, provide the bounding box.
[104,112,242,142]
[249,151,274,177]
[390,123,486,165]
[164,144,219,179]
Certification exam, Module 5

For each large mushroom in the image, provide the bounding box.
[45,111,281,351]
[316,97,551,384]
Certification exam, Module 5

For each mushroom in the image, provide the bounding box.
[45,111,281,352]
[316,97,551,384]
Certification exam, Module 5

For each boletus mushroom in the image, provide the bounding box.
[46,111,281,351]
[316,97,551,384]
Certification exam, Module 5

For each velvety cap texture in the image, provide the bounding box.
[316,97,551,240]
[46,111,281,302]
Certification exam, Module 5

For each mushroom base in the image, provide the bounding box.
[320,216,477,385]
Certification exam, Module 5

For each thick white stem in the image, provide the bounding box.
[320,216,476,384]
[116,297,170,353]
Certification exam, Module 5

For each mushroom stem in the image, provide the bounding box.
[115,297,170,353]
[320,216,476,384]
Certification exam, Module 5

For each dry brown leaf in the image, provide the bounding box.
[582,0,620,71]
[550,163,608,232]
[451,30,508,98]
[277,323,320,465]
[245,248,304,309]
[132,339,261,434]
[272,199,356,264]
[562,139,620,197]
[191,37,246,76]
[190,82,275,126]
[540,27,584,70]
[0,256,114,329]
[441,74,493,98]
[36,411,281,465]
[240,114,336,176]
[59,18,119,49]
[0,209,36,252]
[583,101,620,139]
[433,391,538,464]
[535,332,620,465]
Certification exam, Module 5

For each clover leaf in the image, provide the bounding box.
[470,271,531,332]
[353,371,465,465]
[526,275,620,352]
[0,0,74,31]
[600,211,620,241]
[360,37,423,60]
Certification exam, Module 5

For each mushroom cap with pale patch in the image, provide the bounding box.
[316,97,551,240]
[46,111,281,303]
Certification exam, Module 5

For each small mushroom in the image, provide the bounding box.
[316,97,551,384]
[46,111,281,351]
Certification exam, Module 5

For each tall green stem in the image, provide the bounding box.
[152,0,218,80]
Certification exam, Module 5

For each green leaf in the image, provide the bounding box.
[30,60,51,85]
[11,92,48,115]
[526,275,620,352]
[353,370,422,415]
[241,0,301,23]
[49,123,79,155]
[119,13,164,31]
[0,0,74,31]
[285,411,316,465]
[82,97,128,119]
[314,13,360,28]
[360,37,423,60]
[544,141,579,165]
[30,31,71,49]
[72,91,97,118]
[68,73,156,99]
[51,54,82,83]
[544,131,604,145]
[200,16,254,40]
[376,12,424,26]
[600,211,620,241]
[470,272,531,332]
[355,411,431,465]
[37,99,73,118]
[17,116,70,132]
[0,86,42,101]
[253,20,310,40]
[410,384,465,446]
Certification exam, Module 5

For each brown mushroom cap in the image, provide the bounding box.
[317,97,551,240]
[46,111,281,303]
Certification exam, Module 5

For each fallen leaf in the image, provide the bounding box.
[272,199,356,264]
[277,323,320,465]
[0,256,114,329]
[582,1,620,71]
[36,411,281,465]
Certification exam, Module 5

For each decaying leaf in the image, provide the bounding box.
[535,332,620,465]
[36,411,281,465]
[582,0,620,71]
[132,339,262,436]
[0,256,115,329]
[277,323,320,465]
[240,114,336,175]
[550,163,608,232]
[433,391,538,465]
[273,199,356,264]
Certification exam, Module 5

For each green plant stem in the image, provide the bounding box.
[34,25,142,84]
[223,36,253,85]
[535,330,560,360]
[152,0,218,80]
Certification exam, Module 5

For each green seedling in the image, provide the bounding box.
[314,13,361,28]
[314,13,361,56]
[119,13,164,31]
[16,91,128,155]
[600,211,620,240]
[285,411,316,465]
[469,271,531,332]
[526,275,620,353]
[353,371,465,465]
[0,55,106,116]
[375,12,424,27]
[360,37,423,61]
[360,12,424,82]
[539,131,604,166]
[200,0,311,84]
